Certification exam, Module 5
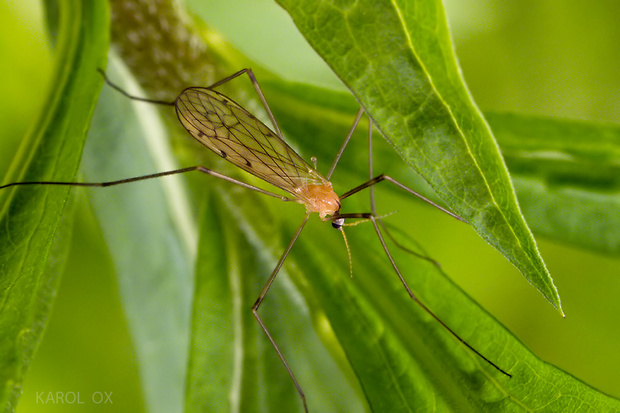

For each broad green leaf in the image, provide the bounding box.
[276,0,562,313]
[487,112,620,256]
[186,194,365,412]
[83,57,195,413]
[0,0,108,409]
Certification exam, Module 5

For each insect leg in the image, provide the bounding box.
[324,108,463,222]
[97,69,175,106]
[331,111,465,223]
[252,213,312,413]
[331,117,511,376]
[0,168,202,190]
[203,68,286,141]
[326,107,364,180]
[322,111,445,265]
[340,174,466,223]
[367,214,512,378]
[203,68,251,90]
[325,209,512,376]
[1,166,295,203]
[365,116,441,267]
[367,116,377,213]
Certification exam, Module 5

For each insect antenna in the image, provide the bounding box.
[339,225,354,278]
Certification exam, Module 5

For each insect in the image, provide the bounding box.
[1,68,511,411]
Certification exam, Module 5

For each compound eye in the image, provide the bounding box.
[331,217,345,229]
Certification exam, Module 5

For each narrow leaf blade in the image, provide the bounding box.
[0,0,109,408]
[276,0,562,312]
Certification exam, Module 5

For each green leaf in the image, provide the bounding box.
[275,0,562,313]
[83,58,195,413]
[186,190,366,413]
[487,112,620,256]
[0,0,108,409]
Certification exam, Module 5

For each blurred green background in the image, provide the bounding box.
[2,0,620,411]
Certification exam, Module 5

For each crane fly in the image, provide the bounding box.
[0,68,511,412]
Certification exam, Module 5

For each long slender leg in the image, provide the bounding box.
[372,220,442,267]
[101,68,312,409]
[98,69,175,106]
[324,211,511,376]
[101,68,276,135]
[367,214,512,378]
[340,174,467,223]
[221,65,321,408]
[368,116,377,214]
[0,166,295,202]
[202,69,317,409]
[332,110,465,222]
[102,67,284,142]
[252,213,312,413]
[322,107,464,223]
[326,108,364,180]
[204,68,286,141]
[330,111,510,377]
[365,117,441,266]
[322,109,452,264]
[204,68,252,90]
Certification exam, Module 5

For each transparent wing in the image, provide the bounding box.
[175,87,326,198]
